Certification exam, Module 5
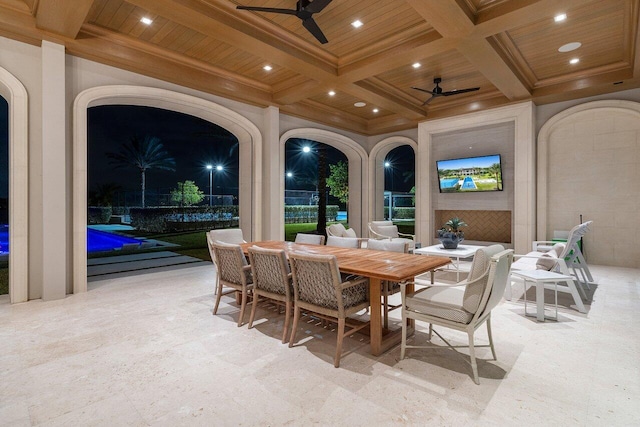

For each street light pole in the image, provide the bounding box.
[206,164,213,206]
[385,161,393,220]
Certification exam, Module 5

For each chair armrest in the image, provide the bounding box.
[242,265,252,272]
[532,240,554,251]
[402,279,469,289]
[340,276,369,289]
[397,232,415,240]
[369,228,392,240]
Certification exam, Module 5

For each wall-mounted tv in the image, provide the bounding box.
[436,154,503,193]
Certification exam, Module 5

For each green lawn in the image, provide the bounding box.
[0,263,7,295]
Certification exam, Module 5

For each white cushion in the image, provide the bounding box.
[344,228,357,238]
[376,225,399,238]
[536,252,557,271]
[328,223,347,237]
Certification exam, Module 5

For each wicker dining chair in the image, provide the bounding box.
[247,246,294,343]
[326,235,362,248]
[211,241,254,327]
[288,251,370,367]
[206,229,247,296]
[294,233,326,245]
[366,238,409,329]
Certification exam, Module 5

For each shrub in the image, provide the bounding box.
[130,206,239,232]
[284,205,339,224]
[393,207,415,219]
[88,206,112,224]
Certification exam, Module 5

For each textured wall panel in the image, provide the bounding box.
[435,210,511,243]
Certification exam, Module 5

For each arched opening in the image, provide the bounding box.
[369,137,417,236]
[86,105,240,276]
[74,85,262,294]
[279,129,368,239]
[284,138,348,240]
[0,66,28,303]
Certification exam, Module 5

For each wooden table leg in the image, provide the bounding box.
[369,277,416,356]
[369,277,382,355]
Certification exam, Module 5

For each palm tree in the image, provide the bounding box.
[487,163,502,190]
[106,135,176,208]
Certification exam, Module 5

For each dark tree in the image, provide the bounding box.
[106,135,176,208]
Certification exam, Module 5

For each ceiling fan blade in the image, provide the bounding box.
[411,86,435,95]
[302,17,328,44]
[305,0,332,14]
[421,95,436,106]
[236,6,297,16]
[442,87,480,96]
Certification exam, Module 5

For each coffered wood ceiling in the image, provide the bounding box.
[0,0,638,135]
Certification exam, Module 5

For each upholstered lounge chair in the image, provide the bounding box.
[400,245,513,384]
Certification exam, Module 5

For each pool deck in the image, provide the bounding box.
[88,251,210,281]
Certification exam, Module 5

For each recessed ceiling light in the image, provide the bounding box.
[569,58,580,64]
[328,90,336,96]
[263,65,272,71]
[554,13,567,22]
[140,17,153,25]
[373,108,379,113]
[412,62,421,69]
[558,42,581,53]
[354,102,366,107]
[351,20,363,28]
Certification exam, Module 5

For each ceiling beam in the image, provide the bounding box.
[406,0,530,99]
[34,0,95,39]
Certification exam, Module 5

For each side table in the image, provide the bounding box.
[510,270,574,322]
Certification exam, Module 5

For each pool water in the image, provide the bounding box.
[461,176,477,190]
[0,225,143,254]
[440,178,460,189]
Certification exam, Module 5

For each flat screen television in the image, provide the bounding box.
[436,154,503,193]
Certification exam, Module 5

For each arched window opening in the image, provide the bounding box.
[284,138,348,240]
[86,105,239,276]
[0,96,8,295]
[382,145,415,235]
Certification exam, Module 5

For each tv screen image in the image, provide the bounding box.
[436,154,503,193]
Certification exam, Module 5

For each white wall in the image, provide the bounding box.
[538,101,640,268]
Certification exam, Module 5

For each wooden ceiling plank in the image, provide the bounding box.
[277,36,457,107]
[81,24,272,93]
[126,0,337,78]
[340,82,427,121]
[35,0,94,39]
[473,0,595,37]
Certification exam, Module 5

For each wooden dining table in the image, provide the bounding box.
[240,240,451,356]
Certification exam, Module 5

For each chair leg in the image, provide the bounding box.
[282,301,292,344]
[486,316,497,360]
[468,329,479,385]
[566,279,587,313]
[289,306,301,347]
[212,281,224,315]
[248,293,259,329]
[335,317,346,368]
[237,290,248,327]
[428,324,433,341]
[400,312,407,359]
[505,274,513,301]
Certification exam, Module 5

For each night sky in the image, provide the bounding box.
[0,97,7,199]
[88,105,239,198]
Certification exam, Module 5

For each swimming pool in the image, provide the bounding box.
[440,178,460,189]
[0,225,143,254]
[461,176,478,190]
